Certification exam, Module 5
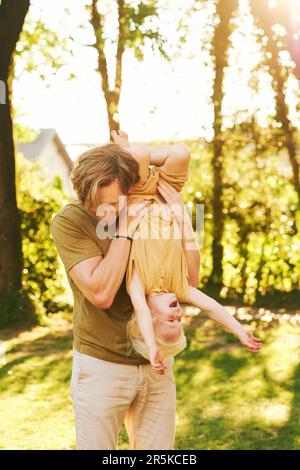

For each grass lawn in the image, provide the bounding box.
[0,308,300,450]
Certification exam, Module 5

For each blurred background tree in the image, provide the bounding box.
[210,0,238,288]
[0,0,29,309]
[180,0,300,303]
[86,0,176,133]
[250,0,300,210]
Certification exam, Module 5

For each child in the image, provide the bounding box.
[111,130,262,375]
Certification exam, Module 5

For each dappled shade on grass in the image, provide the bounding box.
[0,310,300,450]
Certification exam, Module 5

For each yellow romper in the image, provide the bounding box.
[125,165,191,303]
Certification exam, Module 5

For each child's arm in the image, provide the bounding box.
[157,179,200,287]
[178,204,200,287]
[186,286,262,353]
[128,266,167,373]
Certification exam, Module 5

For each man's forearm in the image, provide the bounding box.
[89,238,131,304]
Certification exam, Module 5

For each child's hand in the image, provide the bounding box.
[238,330,262,353]
[149,344,167,374]
[111,129,130,149]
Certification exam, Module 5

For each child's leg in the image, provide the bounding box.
[150,144,191,174]
[186,286,261,351]
[111,129,150,183]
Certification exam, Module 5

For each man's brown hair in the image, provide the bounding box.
[71,143,140,208]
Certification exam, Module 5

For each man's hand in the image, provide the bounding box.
[149,344,167,375]
[117,198,152,238]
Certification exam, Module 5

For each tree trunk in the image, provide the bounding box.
[209,0,238,288]
[0,0,30,296]
[90,0,125,135]
[0,72,23,294]
[250,0,300,207]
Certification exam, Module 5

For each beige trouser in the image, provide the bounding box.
[70,347,176,450]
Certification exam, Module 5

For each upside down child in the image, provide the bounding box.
[111,130,262,375]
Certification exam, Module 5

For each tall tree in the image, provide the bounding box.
[87,0,169,134]
[0,0,30,296]
[209,0,238,287]
[249,0,300,207]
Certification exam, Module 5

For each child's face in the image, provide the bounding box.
[146,292,183,342]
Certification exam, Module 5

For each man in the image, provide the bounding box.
[51,132,195,450]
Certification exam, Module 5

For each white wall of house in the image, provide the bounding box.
[35,141,75,197]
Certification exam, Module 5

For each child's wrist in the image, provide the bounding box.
[233,325,246,339]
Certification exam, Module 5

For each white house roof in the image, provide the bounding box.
[18,128,73,171]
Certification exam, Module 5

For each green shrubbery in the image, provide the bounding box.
[182,127,300,306]
[0,153,70,328]
[19,154,72,315]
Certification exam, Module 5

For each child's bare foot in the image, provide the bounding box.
[111,129,130,149]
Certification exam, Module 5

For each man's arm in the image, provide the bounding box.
[69,237,131,309]
[69,197,151,308]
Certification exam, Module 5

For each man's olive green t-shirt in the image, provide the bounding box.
[50,199,149,365]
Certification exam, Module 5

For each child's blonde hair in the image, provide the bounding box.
[126,310,187,361]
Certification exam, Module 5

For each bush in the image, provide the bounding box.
[182,130,300,305]
[16,153,71,322]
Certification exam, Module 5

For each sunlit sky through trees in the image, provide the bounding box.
[13,0,300,155]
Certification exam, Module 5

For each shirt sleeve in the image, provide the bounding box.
[158,166,189,193]
[51,214,103,272]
